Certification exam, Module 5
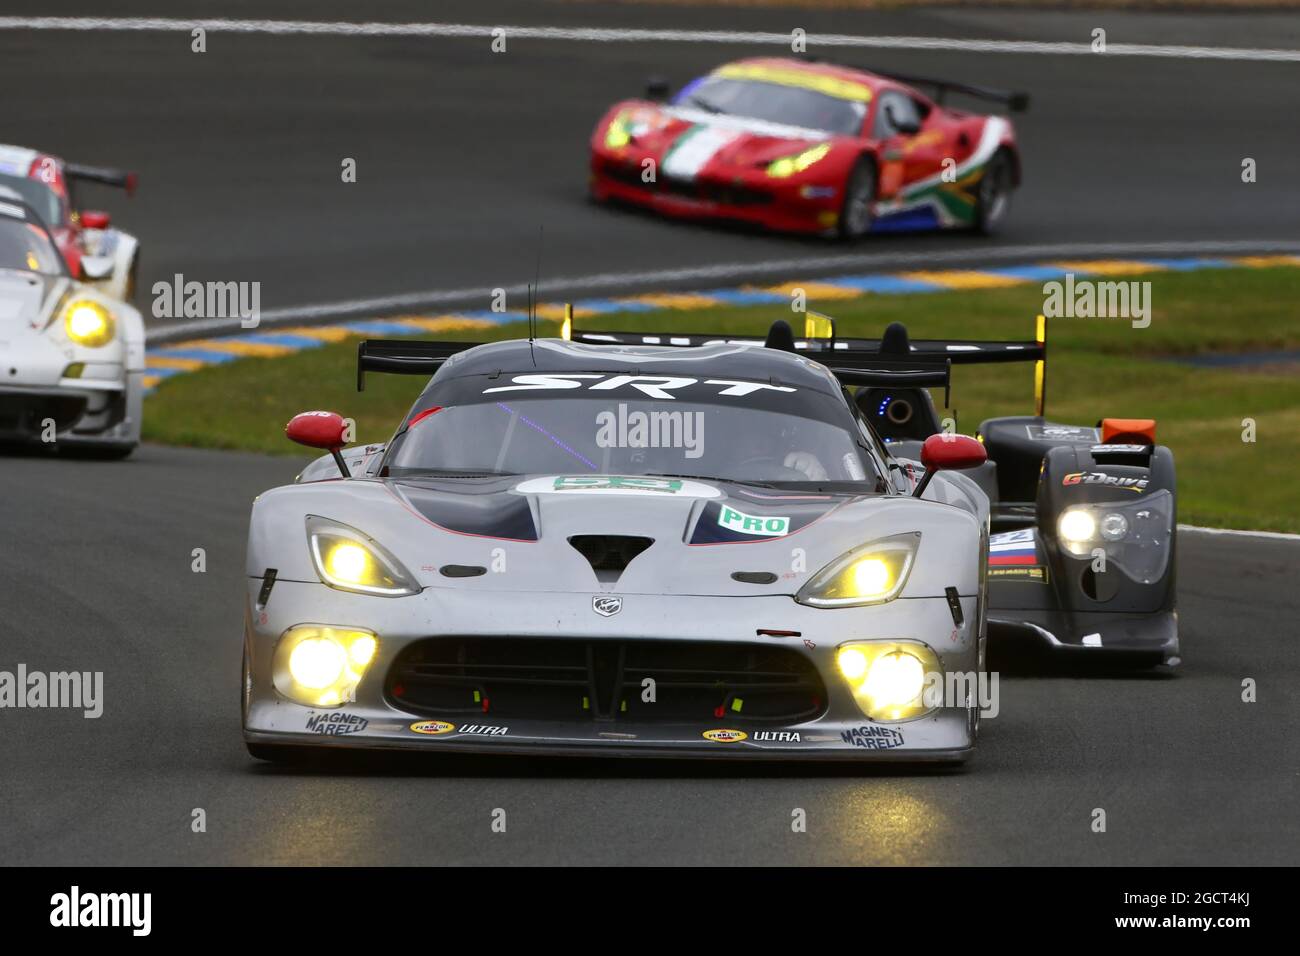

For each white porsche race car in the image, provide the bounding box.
[0,195,145,457]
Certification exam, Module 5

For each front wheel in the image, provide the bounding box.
[837,157,877,240]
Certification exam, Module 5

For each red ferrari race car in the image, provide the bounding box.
[589,57,1026,239]
[0,143,139,301]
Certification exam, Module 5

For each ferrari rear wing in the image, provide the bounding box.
[65,163,138,197]
[874,69,1028,112]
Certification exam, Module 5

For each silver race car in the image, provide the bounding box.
[243,312,1177,763]
[0,196,145,457]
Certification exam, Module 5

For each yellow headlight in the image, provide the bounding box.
[851,558,893,598]
[766,142,831,178]
[862,651,926,710]
[837,647,868,681]
[837,641,941,722]
[797,534,918,608]
[1058,509,1097,555]
[307,519,420,596]
[288,637,347,690]
[64,300,115,347]
[325,542,371,584]
[274,626,379,707]
[605,114,632,149]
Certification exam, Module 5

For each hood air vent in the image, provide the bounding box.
[569,535,653,583]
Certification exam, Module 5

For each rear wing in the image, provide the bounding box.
[877,70,1029,112]
[563,309,1049,414]
[64,163,138,197]
[355,307,1051,415]
[356,338,481,391]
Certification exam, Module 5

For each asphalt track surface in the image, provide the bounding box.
[0,444,1296,865]
[1,1,1299,325]
[1,3,1298,865]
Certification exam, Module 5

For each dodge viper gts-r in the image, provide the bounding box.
[0,196,145,456]
[240,312,1176,764]
[588,57,1025,238]
[0,143,140,302]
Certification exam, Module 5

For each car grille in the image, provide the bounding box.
[0,394,86,436]
[386,637,826,724]
[599,159,773,206]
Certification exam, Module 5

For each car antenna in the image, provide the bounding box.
[528,225,544,366]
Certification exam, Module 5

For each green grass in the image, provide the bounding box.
[144,266,1300,532]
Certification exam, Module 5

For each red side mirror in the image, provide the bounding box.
[914,434,987,498]
[80,210,111,229]
[286,411,347,450]
[920,433,987,471]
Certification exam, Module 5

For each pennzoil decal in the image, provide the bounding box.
[1062,471,1148,493]
[989,565,1048,583]
[718,505,791,537]
[702,728,748,743]
[409,719,456,735]
[514,475,721,499]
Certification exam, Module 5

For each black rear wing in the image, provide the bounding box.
[875,69,1028,112]
[563,310,1048,413]
[356,307,1050,415]
[355,339,477,391]
[64,163,138,197]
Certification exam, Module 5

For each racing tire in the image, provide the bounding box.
[973,149,1014,236]
[837,157,877,240]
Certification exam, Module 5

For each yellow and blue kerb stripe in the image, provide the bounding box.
[143,254,1300,392]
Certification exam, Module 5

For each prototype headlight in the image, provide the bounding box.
[307,516,420,597]
[796,533,919,607]
[836,641,942,721]
[273,625,378,707]
[1054,491,1174,584]
[63,299,115,347]
[766,142,832,178]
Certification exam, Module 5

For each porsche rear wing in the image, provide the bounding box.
[65,163,138,197]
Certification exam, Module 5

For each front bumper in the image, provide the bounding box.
[244,580,982,762]
[590,156,842,235]
[0,375,131,442]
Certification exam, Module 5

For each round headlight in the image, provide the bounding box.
[862,651,926,709]
[288,637,346,690]
[837,647,868,681]
[64,300,115,347]
[1100,513,1129,541]
[1058,509,1096,544]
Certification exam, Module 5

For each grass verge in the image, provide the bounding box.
[144,266,1300,532]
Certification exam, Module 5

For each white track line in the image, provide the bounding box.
[1,17,1299,62]
[1178,524,1300,542]
[147,238,1300,343]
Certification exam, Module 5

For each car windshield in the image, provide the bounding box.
[386,389,877,486]
[0,173,62,227]
[675,76,868,136]
[0,215,65,275]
